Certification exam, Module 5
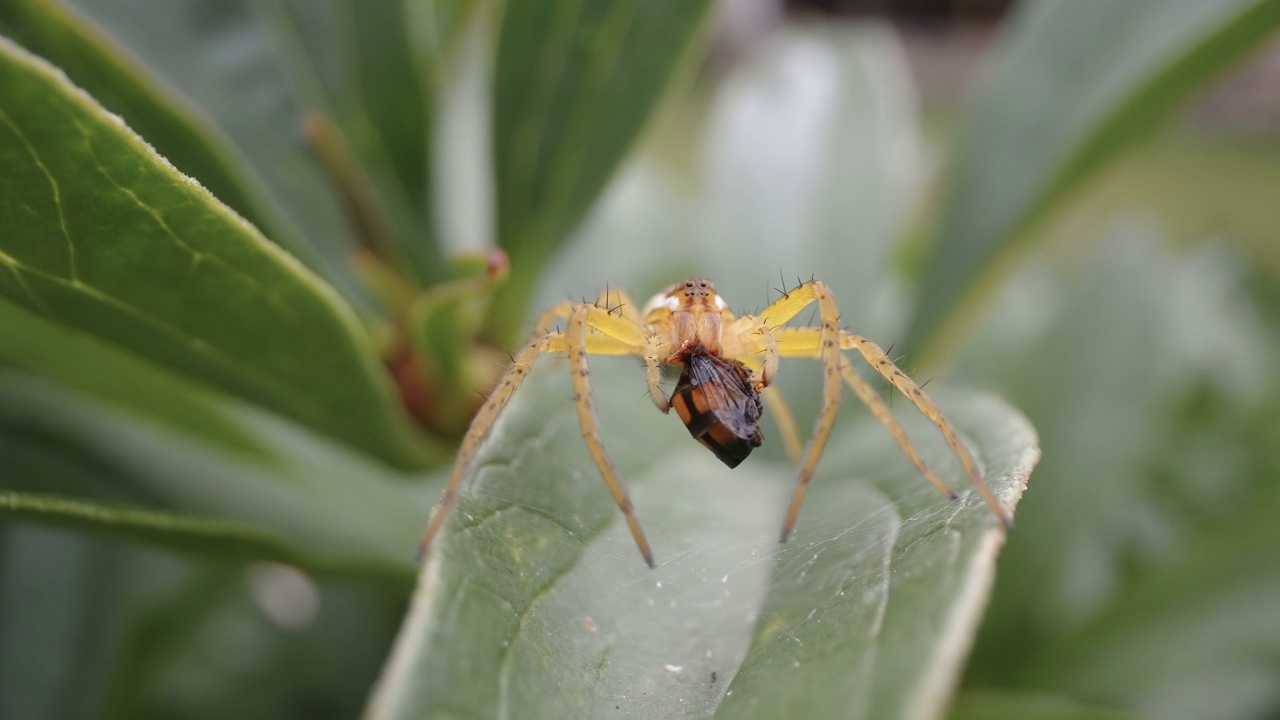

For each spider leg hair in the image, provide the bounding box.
[532,300,576,336]
[532,290,666,413]
[418,305,655,566]
[534,288,643,334]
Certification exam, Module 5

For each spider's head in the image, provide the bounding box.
[644,278,730,358]
[642,278,727,317]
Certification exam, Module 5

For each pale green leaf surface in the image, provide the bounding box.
[959,232,1280,719]
[949,690,1152,720]
[485,0,715,344]
[690,24,926,334]
[0,526,127,720]
[0,364,426,578]
[905,0,1280,359]
[0,299,428,577]
[366,357,1037,719]
[0,38,426,466]
[0,361,430,573]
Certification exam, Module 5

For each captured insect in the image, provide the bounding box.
[418,278,1010,567]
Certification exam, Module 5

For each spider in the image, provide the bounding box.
[418,278,1010,568]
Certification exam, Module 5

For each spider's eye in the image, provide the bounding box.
[699,281,707,288]
[685,280,694,288]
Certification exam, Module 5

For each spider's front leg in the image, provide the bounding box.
[418,304,656,567]
[417,331,558,562]
[566,303,656,567]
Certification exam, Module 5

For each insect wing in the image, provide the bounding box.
[687,354,762,442]
[673,353,764,468]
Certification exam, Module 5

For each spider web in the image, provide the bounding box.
[369,357,1037,720]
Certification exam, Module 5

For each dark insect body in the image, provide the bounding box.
[669,343,764,468]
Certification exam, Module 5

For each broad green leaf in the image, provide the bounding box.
[0,371,427,579]
[949,690,1151,720]
[0,300,430,577]
[263,0,442,282]
[366,357,1037,719]
[484,0,715,345]
[0,0,301,268]
[2,491,314,569]
[56,0,377,296]
[958,233,1280,719]
[0,526,128,720]
[0,528,404,720]
[0,37,428,466]
[0,297,271,461]
[903,0,1280,360]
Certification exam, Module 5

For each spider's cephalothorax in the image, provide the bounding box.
[419,276,1012,568]
[645,277,728,358]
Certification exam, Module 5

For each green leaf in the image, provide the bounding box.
[1027,495,1280,720]
[0,37,428,467]
[484,0,715,344]
[0,300,430,577]
[0,370,426,579]
[366,358,1037,719]
[0,0,297,264]
[903,0,1280,360]
[949,690,1151,720]
[263,0,443,281]
[1,491,308,570]
[0,529,403,720]
[0,526,128,720]
[957,233,1280,718]
[51,0,380,296]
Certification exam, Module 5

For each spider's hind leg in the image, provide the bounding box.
[838,330,1012,529]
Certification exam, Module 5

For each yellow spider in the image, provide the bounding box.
[418,278,1010,568]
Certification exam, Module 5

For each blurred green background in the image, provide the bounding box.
[1,0,1278,718]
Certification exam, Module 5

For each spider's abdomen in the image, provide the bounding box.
[670,347,764,468]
